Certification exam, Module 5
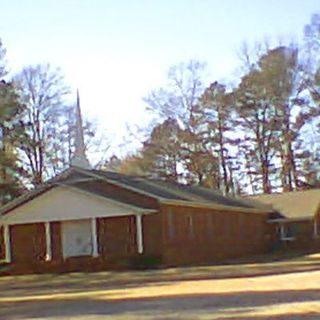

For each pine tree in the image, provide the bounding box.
[0,40,25,203]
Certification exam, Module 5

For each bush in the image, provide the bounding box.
[0,262,10,275]
[126,255,163,270]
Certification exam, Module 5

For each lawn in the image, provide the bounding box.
[1,253,320,319]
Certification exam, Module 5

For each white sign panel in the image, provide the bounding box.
[62,219,92,258]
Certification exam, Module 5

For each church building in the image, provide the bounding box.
[0,93,280,274]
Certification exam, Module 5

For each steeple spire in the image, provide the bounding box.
[70,90,91,169]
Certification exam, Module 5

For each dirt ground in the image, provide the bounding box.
[1,268,320,319]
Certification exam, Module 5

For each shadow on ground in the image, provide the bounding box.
[0,288,319,320]
[2,254,320,298]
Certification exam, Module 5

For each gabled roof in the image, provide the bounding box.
[0,167,276,217]
[81,168,264,210]
[246,189,320,220]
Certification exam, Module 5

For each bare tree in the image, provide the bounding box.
[14,64,70,186]
[144,60,207,129]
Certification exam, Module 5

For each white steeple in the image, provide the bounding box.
[70,90,91,169]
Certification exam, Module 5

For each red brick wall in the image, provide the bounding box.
[159,204,275,266]
[5,216,140,274]
[10,223,46,268]
[97,216,137,259]
[143,213,162,256]
[51,221,63,261]
[279,220,316,251]
[2,205,279,274]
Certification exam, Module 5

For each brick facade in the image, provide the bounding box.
[9,224,46,273]
[1,204,281,274]
[4,216,137,274]
[159,204,276,266]
[277,220,317,251]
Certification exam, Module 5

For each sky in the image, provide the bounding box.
[0,0,319,156]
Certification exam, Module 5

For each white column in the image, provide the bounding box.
[45,222,52,261]
[91,218,98,257]
[135,214,144,254]
[3,225,11,263]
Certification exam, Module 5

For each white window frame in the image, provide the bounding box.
[280,223,295,241]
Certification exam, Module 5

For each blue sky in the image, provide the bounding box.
[0,0,319,154]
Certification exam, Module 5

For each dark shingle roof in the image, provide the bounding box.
[68,180,156,209]
[182,185,254,208]
[90,169,191,201]
[84,169,258,209]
